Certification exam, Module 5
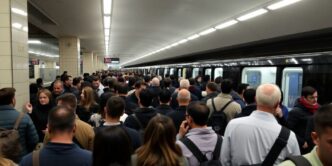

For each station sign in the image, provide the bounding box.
[104,57,120,64]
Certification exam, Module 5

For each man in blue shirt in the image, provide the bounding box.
[20,106,92,166]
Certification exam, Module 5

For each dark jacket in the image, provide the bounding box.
[125,93,139,115]
[170,91,198,110]
[95,123,142,150]
[287,98,315,154]
[189,85,202,100]
[201,92,219,103]
[30,103,54,142]
[167,106,187,132]
[230,90,246,109]
[155,104,174,115]
[124,107,157,131]
[148,86,162,107]
[236,104,257,118]
[0,105,39,157]
[20,142,92,166]
[76,104,100,123]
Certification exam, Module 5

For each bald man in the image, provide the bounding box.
[221,84,300,165]
[148,77,162,107]
[167,89,191,131]
[170,79,199,110]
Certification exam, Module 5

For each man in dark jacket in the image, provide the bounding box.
[124,89,157,131]
[155,89,174,115]
[237,88,256,117]
[0,88,38,158]
[201,82,219,103]
[170,79,198,109]
[287,86,319,154]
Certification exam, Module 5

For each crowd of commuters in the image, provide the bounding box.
[0,70,330,166]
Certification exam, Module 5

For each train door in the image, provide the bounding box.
[214,67,223,80]
[282,67,303,108]
[242,67,277,88]
[204,68,212,77]
[164,68,168,77]
[170,68,175,76]
[177,68,182,78]
[192,68,200,78]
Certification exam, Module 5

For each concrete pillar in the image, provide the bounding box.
[0,0,29,110]
[82,52,94,74]
[93,54,98,72]
[59,37,80,77]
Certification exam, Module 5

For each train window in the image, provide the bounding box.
[242,67,277,88]
[205,68,211,76]
[170,68,174,75]
[282,67,303,109]
[164,68,168,77]
[157,69,160,76]
[192,68,199,78]
[214,68,223,79]
[178,68,182,77]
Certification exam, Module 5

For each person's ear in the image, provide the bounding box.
[311,131,319,145]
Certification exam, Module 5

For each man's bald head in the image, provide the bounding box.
[177,89,191,106]
[256,84,281,109]
[151,77,160,87]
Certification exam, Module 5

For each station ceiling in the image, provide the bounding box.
[27,0,332,67]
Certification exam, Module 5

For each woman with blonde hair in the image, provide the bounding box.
[132,115,187,166]
[77,86,99,123]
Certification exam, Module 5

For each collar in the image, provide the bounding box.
[250,111,278,123]
[103,122,121,126]
[217,93,232,99]
[185,127,215,137]
[0,105,15,111]
[310,146,323,165]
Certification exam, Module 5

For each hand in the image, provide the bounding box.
[24,102,33,113]
[178,120,190,138]
[275,106,283,118]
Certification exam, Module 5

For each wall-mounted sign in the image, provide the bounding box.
[104,57,120,64]
[30,58,39,65]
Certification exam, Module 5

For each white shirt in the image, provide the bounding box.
[96,84,104,97]
[221,111,300,166]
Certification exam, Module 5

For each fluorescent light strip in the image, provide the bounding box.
[105,29,110,36]
[178,39,188,44]
[237,8,268,21]
[11,8,27,16]
[267,0,301,10]
[103,0,112,15]
[215,20,238,29]
[187,34,200,40]
[23,26,28,32]
[28,40,41,44]
[199,28,216,36]
[104,16,111,29]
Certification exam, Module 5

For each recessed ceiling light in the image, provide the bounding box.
[267,0,301,10]
[215,20,238,29]
[104,16,111,29]
[28,40,41,44]
[103,0,112,15]
[237,9,268,21]
[199,28,216,36]
[104,29,110,36]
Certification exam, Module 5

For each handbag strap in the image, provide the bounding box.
[261,126,290,165]
[32,150,40,166]
[180,137,208,162]
[13,111,25,130]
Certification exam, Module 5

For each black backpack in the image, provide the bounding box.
[207,98,232,135]
[132,113,145,141]
[180,135,223,166]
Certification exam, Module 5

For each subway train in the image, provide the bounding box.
[124,51,332,108]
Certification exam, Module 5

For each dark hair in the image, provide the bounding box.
[106,96,125,118]
[187,101,210,126]
[206,82,218,92]
[116,84,128,94]
[134,80,144,89]
[0,88,15,105]
[214,76,223,84]
[144,75,151,83]
[243,88,256,104]
[203,75,210,82]
[139,89,153,107]
[128,77,136,87]
[93,127,132,166]
[159,89,172,103]
[189,78,195,86]
[73,77,82,86]
[48,106,76,133]
[136,115,182,166]
[314,104,332,136]
[56,93,77,111]
[92,76,100,82]
[221,79,233,94]
[117,77,125,83]
[302,86,316,97]
[164,78,172,87]
[237,83,249,95]
[36,78,43,85]
[30,83,39,94]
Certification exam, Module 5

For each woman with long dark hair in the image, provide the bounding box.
[77,86,99,123]
[133,115,187,166]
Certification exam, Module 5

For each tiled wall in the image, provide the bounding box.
[59,37,81,77]
[83,52,94,74]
